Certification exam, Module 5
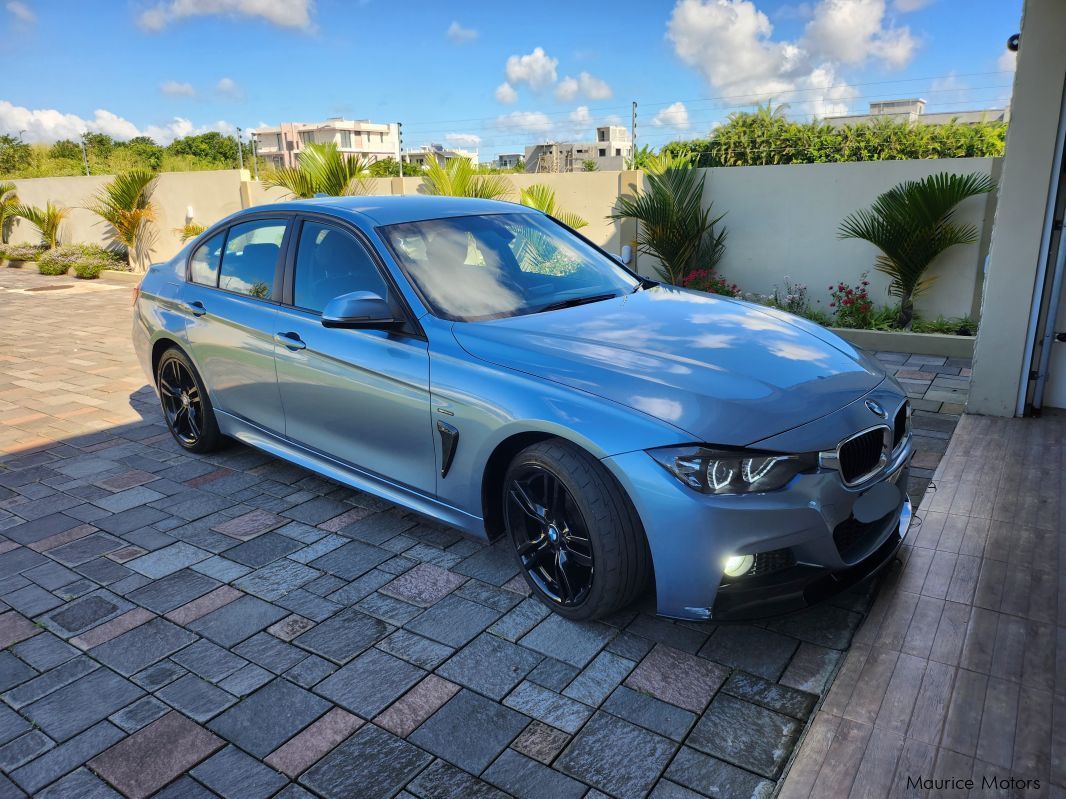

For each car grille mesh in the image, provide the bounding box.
[748,548,796,577]
[838,429,884,483]
[893,402,909,449]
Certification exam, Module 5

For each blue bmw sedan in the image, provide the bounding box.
[132,196,912,621]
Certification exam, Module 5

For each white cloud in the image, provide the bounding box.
[216,77,242,97]
[495,111,554,137]
[445,132,481,149]
[6,1,34,23]
[0,100,235,144]
[652,101,691,129]
[505,47,558,91]
[930,71,969,102]
[446,20,477,43]
[667,0,911,115]
[569,106,591,126]
[137,0,313,31]
[161,80,196,97]
[997,48,1016,73]
[556,71,613,101]
[892,0,932,10]
[803,0,917,68]
[495,82,518,104]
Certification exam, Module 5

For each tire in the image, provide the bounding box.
[156,347,223,454]
[503,438,649,620]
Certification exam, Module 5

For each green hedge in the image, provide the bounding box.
[0,243,46,262]
[662,116,1006,168]
[35,244,124,279]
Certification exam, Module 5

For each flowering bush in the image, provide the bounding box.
[682,269,740,297]
[36,244,122,279]
[0,243,45,262]
[769,276,809,315]
[828,274,874,328]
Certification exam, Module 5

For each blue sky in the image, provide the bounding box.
[0,0,1021,159]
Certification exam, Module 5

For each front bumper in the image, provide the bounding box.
[603,417,913,621]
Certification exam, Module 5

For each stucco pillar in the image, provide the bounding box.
[969,0,1066,415]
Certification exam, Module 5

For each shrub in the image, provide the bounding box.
[828,275,874,328]
[72,261,106,279]
[0,243,45,262]
[767,276,809,315]
[37,253,70,275]
[35,244,122,278]
[911,315,978,335]
[682,269,739,297]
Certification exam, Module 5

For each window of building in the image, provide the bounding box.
[293,222,389,314]
[615,148,621,156]
[218,220,287,299]
[340,130,352,149]
[598,130,607,141]
[190,231,224,286]
[599,148,606,157]
[299,131,315,146]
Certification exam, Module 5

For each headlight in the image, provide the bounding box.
[647,445,816,495]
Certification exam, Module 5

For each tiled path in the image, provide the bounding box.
[0,267,976,798]
[780,413,1065,798]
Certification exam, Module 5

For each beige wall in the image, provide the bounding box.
[8,170,246,262]
[698,159,999,320]
[969,0,1066,416]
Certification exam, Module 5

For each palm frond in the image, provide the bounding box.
[421,158,512,200]
[0,182,17,245]
[519,184,588,229]
[13,202,69,249]
[88,170,158,268]
[263,144,370,198]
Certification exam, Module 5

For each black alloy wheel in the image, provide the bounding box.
[156,348,221,453]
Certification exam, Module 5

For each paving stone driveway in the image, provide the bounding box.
[0,268,961,798]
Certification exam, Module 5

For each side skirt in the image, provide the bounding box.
[216,410,487,539]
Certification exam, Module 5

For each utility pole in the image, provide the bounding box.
[250,133,259,181]
[396,122,404,179]
[236,127,244,171]
[631,101,637,165]
[79,135,90,176]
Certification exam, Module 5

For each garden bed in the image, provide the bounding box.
[831,326,975,358]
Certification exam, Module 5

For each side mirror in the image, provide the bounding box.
[321,291,402,330]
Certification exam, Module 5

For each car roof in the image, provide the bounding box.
[246,195,535,227]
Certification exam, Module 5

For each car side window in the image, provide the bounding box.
[293,221,390,314]
[190,232,224,286]
[218,220,286,299]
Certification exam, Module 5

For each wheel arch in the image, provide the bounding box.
[481,431,556,540]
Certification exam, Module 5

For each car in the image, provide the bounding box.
[132,195,913,622]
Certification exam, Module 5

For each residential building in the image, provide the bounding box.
[494,153,524,170]
[403,143,478,169]
[254,118,399,169]
[524,126,633,173]
[825,98,1010,127]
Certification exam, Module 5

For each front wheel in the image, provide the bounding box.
[504,439,649,620]
[156,348,222,453]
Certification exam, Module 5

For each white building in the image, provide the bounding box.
[403,143,478,170]
[524,126,633,173]
[254,118,399,169]
[494,153,524,170]
[825,99,1010,128]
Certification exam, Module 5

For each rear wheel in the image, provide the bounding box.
[156,348,222,453]
[504,439,648,620]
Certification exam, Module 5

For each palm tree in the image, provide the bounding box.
[175,222,206,243]
[264,143,370,198]
[421,157,511,200]
[14,202,69,249]
[609,154,727,284]
[89,169,158,270]
[0,182,17,244]
[838,171,996,328]
[518,184,587,229]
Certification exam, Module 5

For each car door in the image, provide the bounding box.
[272,216,435,495]
[180,217,289,434]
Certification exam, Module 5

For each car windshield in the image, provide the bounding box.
[380,212,640,321]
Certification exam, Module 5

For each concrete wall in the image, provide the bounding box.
[6,161,997,323]
[7,170,246,262]
[700,158,1000,320]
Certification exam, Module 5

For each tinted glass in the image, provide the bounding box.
[190,231,224,286]
[293,222,389,314]
[382,213,638,321]
[218,220,286,299]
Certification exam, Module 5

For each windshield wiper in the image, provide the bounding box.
[536,293,620,313]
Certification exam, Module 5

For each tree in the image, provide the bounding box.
[421,158,511,199]
[263,143,370,197]
[0,182,17,244]
[123,137,164,170]
[609,154,727,285]
[838,171,996,328]
[0,136,31,174]
[581,159,598,172]
[625,145,657,171]
[88,170,159,270]
[14,202,69,248]
[518,184,587,229]
[166,131,250,167]
[81,132,116,160]
[49,140,81,160]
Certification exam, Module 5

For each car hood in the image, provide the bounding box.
[451,285,884,447]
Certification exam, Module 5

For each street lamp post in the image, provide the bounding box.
[79,136,90,176]
[235,127,244,171]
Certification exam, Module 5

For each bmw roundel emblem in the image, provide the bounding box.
[865,399,888,418]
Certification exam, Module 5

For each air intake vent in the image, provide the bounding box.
[893,402,909,449]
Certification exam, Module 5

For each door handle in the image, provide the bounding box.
[183,301,206,317]
[274,332,307,351]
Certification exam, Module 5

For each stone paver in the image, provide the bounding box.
[0,269,988,797]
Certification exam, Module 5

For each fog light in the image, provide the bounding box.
[722,554,754,577]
